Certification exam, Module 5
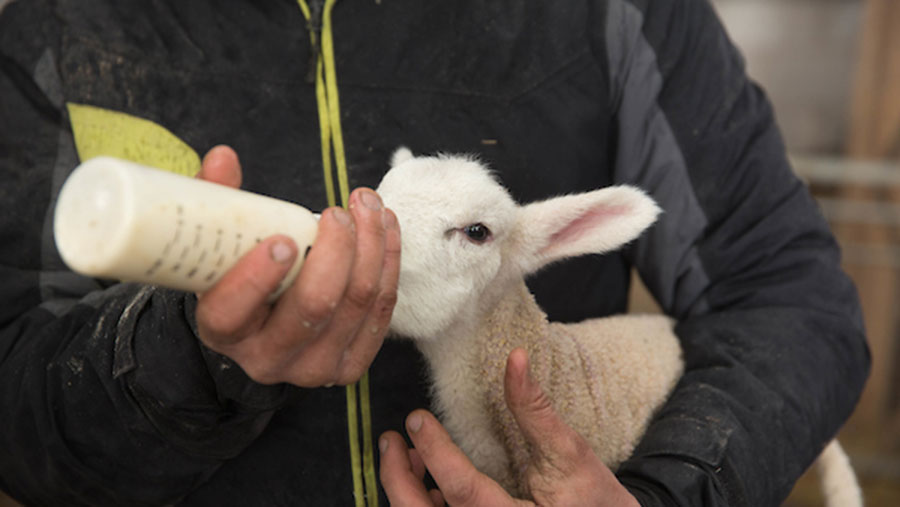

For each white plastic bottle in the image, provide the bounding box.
[53,157,319,298]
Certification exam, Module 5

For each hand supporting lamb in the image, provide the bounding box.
[380,348,640,507]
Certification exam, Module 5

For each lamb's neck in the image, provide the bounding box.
[478,281,551,356]
[415,281,551,492]
[418,281,549,366]
[416,316,483,384]
[416,280,550,409]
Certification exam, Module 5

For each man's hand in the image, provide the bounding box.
[192,145,400,387]
[379,348,640,506]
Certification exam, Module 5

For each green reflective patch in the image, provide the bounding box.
[67,102,200,177]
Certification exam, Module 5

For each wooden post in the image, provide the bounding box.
[846,0,900,159]
[842,0,900,446]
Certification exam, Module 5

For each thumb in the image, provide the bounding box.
[504,348,557,442]
[504,348,588,468]
[197,145,243,189]
[504,349,639,507]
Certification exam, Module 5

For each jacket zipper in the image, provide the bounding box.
[295,2,378,507]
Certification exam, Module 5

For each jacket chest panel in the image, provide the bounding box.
[52,0,628,321]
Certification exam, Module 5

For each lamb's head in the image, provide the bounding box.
[376,148,518,339]
[377,148,662,341]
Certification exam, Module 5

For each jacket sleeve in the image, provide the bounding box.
[601,1,870,505]
[0,5,287,505]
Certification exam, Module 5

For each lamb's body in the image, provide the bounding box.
[378,148,861,505]
[419,281,681,494]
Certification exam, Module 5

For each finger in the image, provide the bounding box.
[342,188,386,320]
[197,145,242,188]
[405,410,524,507]
[285,188,387,385]
[504,350,637,506]
[263,207,356,385]
[409,448,427,481]
[410,449,447,507]
[428,489,445,507]
[504,348,589,469]
[319,188,386,370]
[336,206,401,383]
[379,431,438,507]
[196,235,298,346]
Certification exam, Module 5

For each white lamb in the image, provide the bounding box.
[376,148,862,506]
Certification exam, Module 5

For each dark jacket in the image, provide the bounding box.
[0,0,869,505]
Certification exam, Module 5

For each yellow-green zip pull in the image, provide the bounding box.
[303,0,323,83]
[296,1,378,506]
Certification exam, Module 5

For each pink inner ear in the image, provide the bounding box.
[546,204,631,250]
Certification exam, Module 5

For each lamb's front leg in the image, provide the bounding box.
[425,350,518,495]
[447,410,516,494]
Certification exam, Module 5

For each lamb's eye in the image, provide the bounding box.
[463,223,491,243]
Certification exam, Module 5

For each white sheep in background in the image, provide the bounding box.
[377,148,862,506]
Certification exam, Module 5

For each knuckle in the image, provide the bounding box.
[294,295,337,327]
[196,304,243,337]
[244,271,277,298]
[442,473,479,506]
[345,279,379,309]
[530,389,555,413]
[376,289,398,316]
[559,432,592,463]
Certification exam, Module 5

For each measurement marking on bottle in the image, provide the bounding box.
[233,233,243,257]
[157,204,185,271]
[193,224,203,248]
[145,259,163,276]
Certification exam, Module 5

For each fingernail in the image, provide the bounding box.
[332,207,352,226]
[407,413,423,433]
[360,190,383,211]
[382,209,398,230]
[270,240,294,264]
[379,436,389,453]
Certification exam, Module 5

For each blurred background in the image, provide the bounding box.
[634,0,900,505]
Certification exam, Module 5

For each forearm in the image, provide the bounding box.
[604,1,870,504]
[617,307,868,506]
[0,284,287,506]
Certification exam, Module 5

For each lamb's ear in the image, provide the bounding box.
[391,146,414,167]
[513,186,661,274]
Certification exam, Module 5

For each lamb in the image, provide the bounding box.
[376,148,862,506]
